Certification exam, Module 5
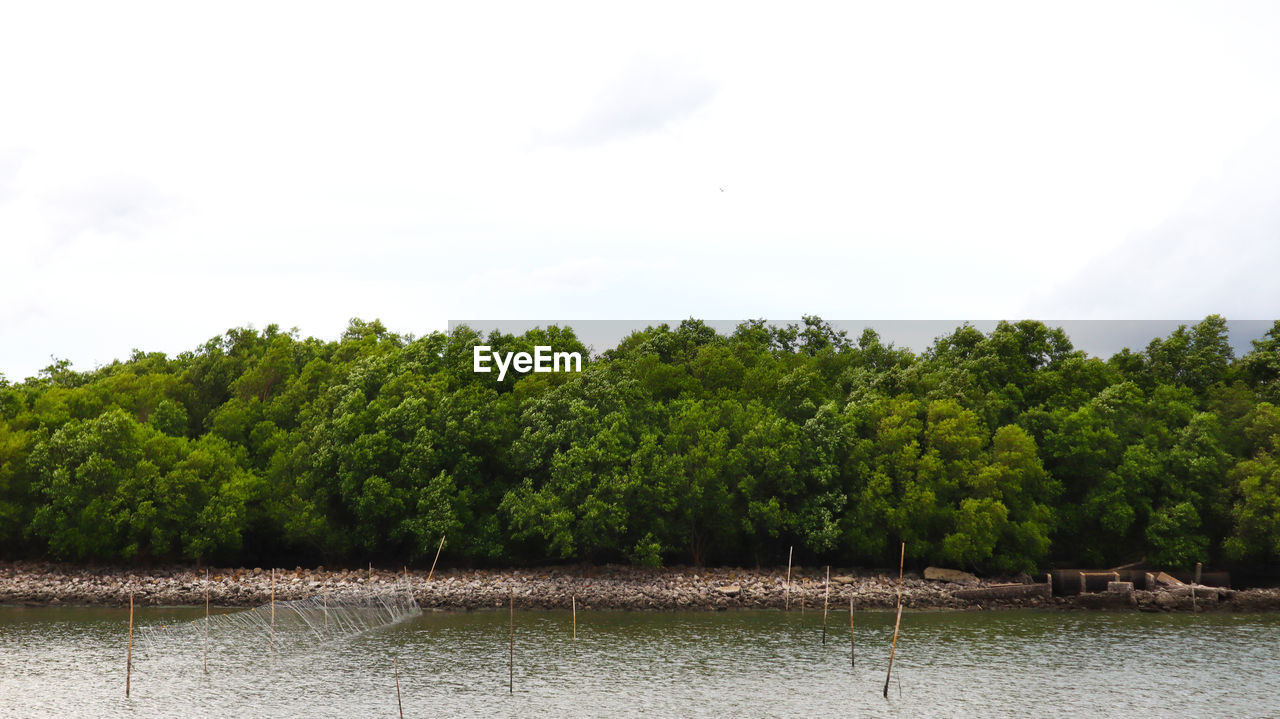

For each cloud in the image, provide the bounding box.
[542,57,716,146]
[1028,126,1280,319]
[47,176,173,247]
[461,257,614,296]
[0,149,24,204]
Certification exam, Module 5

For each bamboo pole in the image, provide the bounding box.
[822,565,831,644]
[884,602,903,698]
[270,568,276,653]
[1189,561,1202,611]
[427,534,446,583]
[572,594,577,642]
[204,569,210,674]
[508,589,514,694]
[394,657,404,719]
[849,594,855,668]
[897,542,904,598]
[126,592,134,698]
[785,545,793,611]
[883,542,905,699]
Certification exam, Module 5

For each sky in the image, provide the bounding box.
[3,1,1280,379]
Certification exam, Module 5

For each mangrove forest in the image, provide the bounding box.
[1,316,1278,573]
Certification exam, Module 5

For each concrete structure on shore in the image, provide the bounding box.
[3,562,1278,612]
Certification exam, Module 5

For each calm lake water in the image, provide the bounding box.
[1,605,1277,718]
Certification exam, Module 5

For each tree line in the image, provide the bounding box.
[1,316,1278,573]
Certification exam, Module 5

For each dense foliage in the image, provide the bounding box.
[2,316,1278,573]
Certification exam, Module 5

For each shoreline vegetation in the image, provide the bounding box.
[3,315,1280,576]
[4,562,1279,613]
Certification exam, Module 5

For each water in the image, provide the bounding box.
[1,606,1277,718]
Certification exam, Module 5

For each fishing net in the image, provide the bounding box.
[135,585,420,658]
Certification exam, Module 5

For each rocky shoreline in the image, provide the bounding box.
[3,561,1278,612]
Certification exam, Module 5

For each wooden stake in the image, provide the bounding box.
[270,568,276,653]
[508,589,514,694]
[884,602,903,698]
[897,542,905,598]
[427,534,446,583]
[572,594,577,642]
[884,542,905,699]
[822,565,830,644]
[785,546,793,612]
[126,592,134,698]
[849,594,855,668]
[394,657,404,719]
[1193,562,1202,611]
[204,569,210,674]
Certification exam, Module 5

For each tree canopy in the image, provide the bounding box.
[2,316,1277,573]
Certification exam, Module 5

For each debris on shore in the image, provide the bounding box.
[2,562,1276,612]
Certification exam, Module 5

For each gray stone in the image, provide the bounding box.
[923,567,979,585]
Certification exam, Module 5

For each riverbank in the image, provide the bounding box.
[3,561,1278,612]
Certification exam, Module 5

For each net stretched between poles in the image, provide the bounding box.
[136,587,420,657]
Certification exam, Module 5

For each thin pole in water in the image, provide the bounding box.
[508,589,514,694]
[884,541,905,699]
[1193,561,1201,612]
[849,593,855,668]
[785,545,793,612]
[394,657,404,719]
[884,603,904,698]
[822,565,830,644]
[428,535,445,583]
[270,568,276,653]
[897,543,904,594]
[204,569,210,674]
[572,594,577,642]
[126,592,134,698]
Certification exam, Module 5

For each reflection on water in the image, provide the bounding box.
[1,606,1277,718]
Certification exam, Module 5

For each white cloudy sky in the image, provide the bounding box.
[3,1,1280,378]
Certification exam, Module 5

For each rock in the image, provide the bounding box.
[832,575,855,585]
[1107,581,1134,593]
[1167,585,1218,601]
[1075,591,1137,610]
[715,584,741,597]
[923,567,979,585]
